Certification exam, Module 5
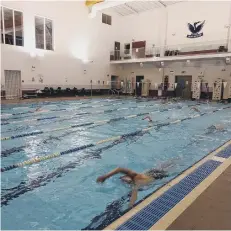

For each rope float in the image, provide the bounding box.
[1,104,199,156]
[1,101,199,128]
[1,112,150,141]
[0,100,149,124]
[1,129,149,172]
[0,103,201,140]
[0,101,126,119]
[1,106,230,173]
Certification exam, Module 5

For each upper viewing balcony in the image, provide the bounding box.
[110,40,231,64]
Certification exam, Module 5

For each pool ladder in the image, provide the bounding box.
[108,89,121,96]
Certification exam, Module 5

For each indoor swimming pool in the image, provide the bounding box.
[1,98,231,230]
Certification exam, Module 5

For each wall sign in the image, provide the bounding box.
[187,20,205,38]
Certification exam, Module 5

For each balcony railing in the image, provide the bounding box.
[110,40,229,61]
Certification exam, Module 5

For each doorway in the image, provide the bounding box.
[5,70,21,99]
[175,75,192,99]
[136,76,144,96]
[111,75,119,89]
[132,41,146,58]
[114,41,120,61]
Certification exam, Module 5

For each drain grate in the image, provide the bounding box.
[117,160,221,230]
[216,144,231,159]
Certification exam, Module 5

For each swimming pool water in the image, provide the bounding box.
[1,98,231,230]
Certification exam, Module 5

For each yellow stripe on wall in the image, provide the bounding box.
[85,0,104,7]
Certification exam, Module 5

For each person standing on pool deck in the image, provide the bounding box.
[96,160,175,207]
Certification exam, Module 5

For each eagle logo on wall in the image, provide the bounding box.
[187,20,205,38]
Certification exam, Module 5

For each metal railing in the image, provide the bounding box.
[110,40,229,61]
[108,89,115,95]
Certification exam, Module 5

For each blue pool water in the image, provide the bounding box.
[1,98,231,230]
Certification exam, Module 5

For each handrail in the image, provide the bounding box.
[110,39,228,61]
[108,89,115,95]
[113,89,120,96]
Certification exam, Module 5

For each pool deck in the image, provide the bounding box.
[105,140,231,230]
[167,164,231,230]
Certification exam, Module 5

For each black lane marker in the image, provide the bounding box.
[1,133,145,206]
[1,126,91,158]
[1,152,101,206]
[1,146,27,157]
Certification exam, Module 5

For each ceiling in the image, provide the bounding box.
[105,1,184,16]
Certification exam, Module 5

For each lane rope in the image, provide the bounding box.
[0,112,150,141]
[0,101,126,119]
[1,105,230,172]
[1,103,200,140]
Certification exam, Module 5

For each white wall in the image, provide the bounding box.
[1,1,122,89]
[167,1,231,47]
[114,1,231,49]
[115,7,167,48]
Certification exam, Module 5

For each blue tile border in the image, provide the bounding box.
[216,144,231,159]
[116,160,221,230]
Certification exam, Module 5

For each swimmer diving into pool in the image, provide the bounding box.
[97,160,176,207]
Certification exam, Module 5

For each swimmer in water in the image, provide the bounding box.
[206,124,225,134]
[35,107,42,112]
[96,160,176,207]
[142,116,153,122]
[190,106,200,113]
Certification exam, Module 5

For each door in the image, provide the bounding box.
[114,41,120,61]
[5,70,21,99]
[136,76,144,96]
[111,75,119,89]
[175,75,192,99]
[132,41,146,58]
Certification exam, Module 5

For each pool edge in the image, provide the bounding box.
[104,139,231,230]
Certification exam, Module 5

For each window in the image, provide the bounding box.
[1,7,23,46]
[124,43,130,54]
[35,16,53,50]
[1,8,3,43]
[14,10,23,46]
[102,13,111,25]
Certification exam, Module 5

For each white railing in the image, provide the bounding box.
[110,40,229,61]
[165,40,227,54]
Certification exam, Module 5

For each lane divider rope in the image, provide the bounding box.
[0,99,119,118]
[0,100,153,124]
[0,112,150,141]
[1,105,230,172]
[0,101,127,119]
[1,102,200,140]
[1,104,197,155]
[1,101,198,127]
